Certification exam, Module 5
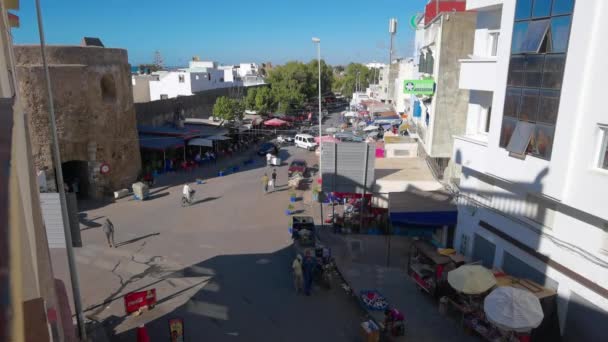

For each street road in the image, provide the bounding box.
[54,112,368,341]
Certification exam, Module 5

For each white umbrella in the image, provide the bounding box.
[448,265,496,294]
[357,121,367,127]
[363,125,379,132]
[325,127,338,133]
[484,287,544,332]
[344,111,358,118]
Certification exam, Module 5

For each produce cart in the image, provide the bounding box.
[407,240,465,298]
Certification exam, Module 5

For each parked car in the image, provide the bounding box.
[257,142,278,156]
[295,134,318,151]
[288,159,308,177]
[277,135,295,144]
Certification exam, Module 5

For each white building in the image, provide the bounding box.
[453,1,607,340]
[392,59,417,114]
[237,62,259,77]
[407,10,476,179]
[365,62,386,70]
[144,60,248,101]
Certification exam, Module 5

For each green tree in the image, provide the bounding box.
[333,63,375,98]
[244,87,258,110]
[212,96,244,121]
[307,59,334,99]
[255,87,275,114]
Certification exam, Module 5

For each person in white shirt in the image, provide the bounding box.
[182,183,194,203]
[266,152,273,166]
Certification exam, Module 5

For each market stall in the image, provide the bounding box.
[443,267,560,342]
[407,240,465,298]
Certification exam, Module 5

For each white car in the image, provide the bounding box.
[277,135,294,144]
[294,134,318,151]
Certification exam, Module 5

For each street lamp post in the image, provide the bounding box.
[312,37,323,227]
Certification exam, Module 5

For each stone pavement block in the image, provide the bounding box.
[123,261,150,275]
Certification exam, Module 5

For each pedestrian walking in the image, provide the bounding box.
[261,173,269,193]
[292,255,304,294]
[103,218,116,248]
[302,251,315,296]
[266,152,273,166]
[271,169,277,189]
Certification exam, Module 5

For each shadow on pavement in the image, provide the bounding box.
[96,245,366,342]
[115,233,161,248]
[147,191,170,201]
[79,213,104,230]
[191,196,222,206]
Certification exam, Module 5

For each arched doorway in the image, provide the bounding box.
[61,160,90,198]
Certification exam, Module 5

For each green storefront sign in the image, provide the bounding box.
[403,79,435,95]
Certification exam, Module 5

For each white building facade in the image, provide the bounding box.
[145,60,260,101]
[453,1,608,340]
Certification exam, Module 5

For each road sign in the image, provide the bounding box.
[403,79,435,95]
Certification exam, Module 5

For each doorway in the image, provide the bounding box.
[61,160,90,198]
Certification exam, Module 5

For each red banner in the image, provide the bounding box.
[124,289,157,314]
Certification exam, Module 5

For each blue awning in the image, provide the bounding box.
[390,211,458,226]
[389,189,457,227]
[139,134,184,151]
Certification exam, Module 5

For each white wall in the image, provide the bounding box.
[238,63,258,77]
[464,90,493,138]
[149,71,192,101]
[393,60,416,114]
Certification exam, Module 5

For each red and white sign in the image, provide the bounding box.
[124,289,157,314]
[100,162,110,175]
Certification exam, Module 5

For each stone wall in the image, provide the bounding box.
[136,84,266,126]
[15,45,141,198]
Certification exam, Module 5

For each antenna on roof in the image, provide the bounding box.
[154,50,164,69]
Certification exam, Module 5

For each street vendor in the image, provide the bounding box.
[383,308,405,337]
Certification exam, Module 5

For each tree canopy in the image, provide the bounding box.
[265,60,333,114]
[244,86,275,114]
[212,96,244,121]
[332,63,378,98]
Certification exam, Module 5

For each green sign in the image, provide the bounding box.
[403,79,435,95]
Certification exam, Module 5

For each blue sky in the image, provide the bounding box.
[13,0,428,66]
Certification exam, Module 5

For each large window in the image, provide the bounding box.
[500,0,574,160]
[598,126,608,170]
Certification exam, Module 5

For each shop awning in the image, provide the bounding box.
[138,125,201,139]
[188,138,213,147]
[207,135,231,141]
[139,135,184,151]
[389,189,457,226]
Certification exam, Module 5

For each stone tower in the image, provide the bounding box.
[14,45,142,198]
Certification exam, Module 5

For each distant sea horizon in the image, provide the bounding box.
[130,65,186,73]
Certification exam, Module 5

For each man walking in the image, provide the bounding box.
[103,218,116,248]
[271,169,278,191]
[292,254,304,294]
[302,250,315,296]
[261,173,269,193]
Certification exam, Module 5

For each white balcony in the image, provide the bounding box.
[459,58,497,92]
[466,0,503,11]
[453,135,488,174]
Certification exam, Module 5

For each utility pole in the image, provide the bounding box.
[388,18,397,105]
[312,37,324,228]
[35,0,87,340]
